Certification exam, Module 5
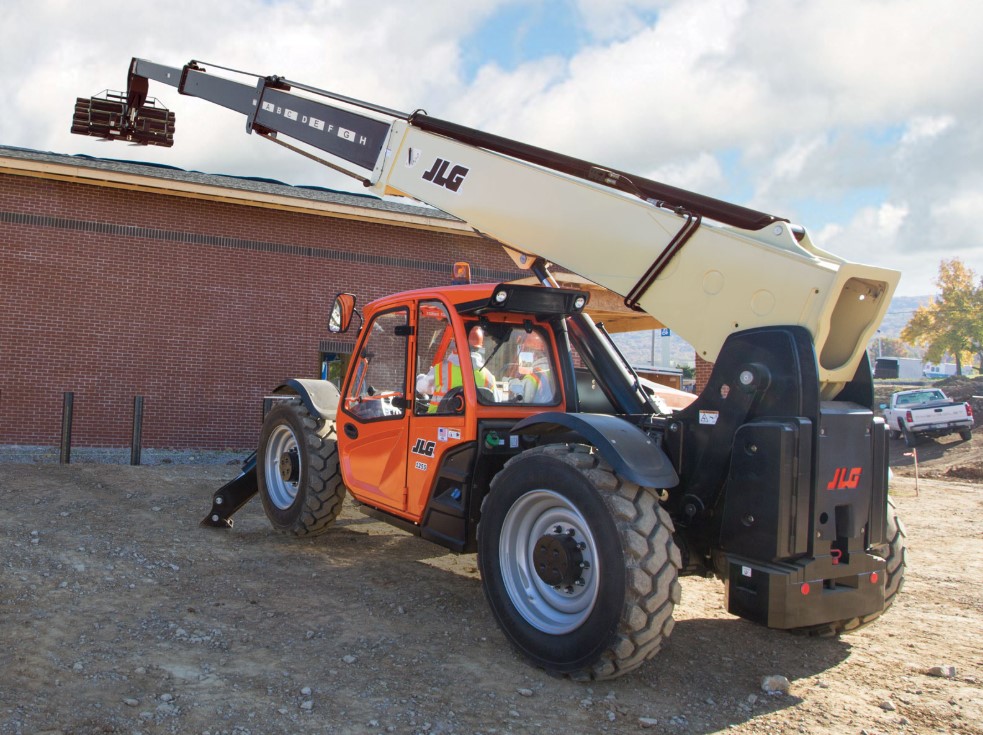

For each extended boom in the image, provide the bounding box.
[73,58,899,393]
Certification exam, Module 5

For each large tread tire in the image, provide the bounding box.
[478,444,682,680]
[792,497,907,637]
[257,398,346,537]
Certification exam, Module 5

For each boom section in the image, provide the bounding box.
[119,58,899,389]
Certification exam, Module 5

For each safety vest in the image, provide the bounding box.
[474,366,496,391]
[523,364,552,403]
[428,360,463,413]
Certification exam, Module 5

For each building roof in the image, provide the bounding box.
[0,144,472,235]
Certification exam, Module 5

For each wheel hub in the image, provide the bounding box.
[533,529,585,588]
[278,449,299,483]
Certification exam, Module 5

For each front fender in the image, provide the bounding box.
[273,378,340,421]
[512,412,679,489]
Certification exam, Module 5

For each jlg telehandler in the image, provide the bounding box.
[72,58,906,680]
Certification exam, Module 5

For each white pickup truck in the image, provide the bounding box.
[881,388,974,446]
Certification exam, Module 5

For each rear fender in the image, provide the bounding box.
[273,379,340,421]
[512,412,679,489]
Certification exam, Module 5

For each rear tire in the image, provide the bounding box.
[902,423,918,447]
[257,398,346,536]
[959,429,972,441]
[791,497,906,637]
[478,444,681,680]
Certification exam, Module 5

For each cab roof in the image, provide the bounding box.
[364,282,590,320]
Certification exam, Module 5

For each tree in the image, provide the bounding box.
[901,259,983,374]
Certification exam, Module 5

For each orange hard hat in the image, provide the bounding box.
[523,331,546,351]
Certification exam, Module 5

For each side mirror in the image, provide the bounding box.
[328,293,357,333]
[879,403,887,410]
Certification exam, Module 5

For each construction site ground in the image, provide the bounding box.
[1,376,980,735]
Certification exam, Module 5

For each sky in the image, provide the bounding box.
[3,0,982,298]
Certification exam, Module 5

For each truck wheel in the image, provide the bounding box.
[792,497,906,637]
[257,398,346,536]
[959,429,972,441]
[901,423,918,447]
[477,444,682,680]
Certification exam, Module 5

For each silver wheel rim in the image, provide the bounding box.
[265,423,301,510]
[499,489,599,634]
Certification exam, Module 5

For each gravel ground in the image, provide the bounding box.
[1,458,980,734]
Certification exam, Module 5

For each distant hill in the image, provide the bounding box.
[878,295,932,338]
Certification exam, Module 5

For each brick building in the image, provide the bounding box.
[0,145,523,451]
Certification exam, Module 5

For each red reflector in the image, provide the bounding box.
[801,582,810,595]
[870,571,879,584]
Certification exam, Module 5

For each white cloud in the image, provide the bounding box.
[647,151,724,192]
[930,190,983,246]
[900,115,956,148]
[822,202,910,259]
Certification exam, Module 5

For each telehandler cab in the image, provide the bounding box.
[73,58,906,680]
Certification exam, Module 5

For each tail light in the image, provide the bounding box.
[967,403,974,419]
[906,410,913,424]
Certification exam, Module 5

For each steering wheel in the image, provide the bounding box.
[436,386,466,414]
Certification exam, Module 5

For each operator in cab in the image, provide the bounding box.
[417,325,499,413]
[516,330,554,403]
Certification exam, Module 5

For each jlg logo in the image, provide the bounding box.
[422,158,469,192]
[827,467,862,490]
[412,438,436,458]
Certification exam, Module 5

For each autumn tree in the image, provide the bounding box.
[901,258,983,374]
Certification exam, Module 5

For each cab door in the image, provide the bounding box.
[337,307,411,513]
[405,300,472,518]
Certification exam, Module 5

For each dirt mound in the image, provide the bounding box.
[934,374,983,398]
[945,463,983,481]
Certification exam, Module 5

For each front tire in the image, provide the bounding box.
[257,398,346,536]
[478,444,681,680]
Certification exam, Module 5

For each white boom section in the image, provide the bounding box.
[369,121,898,391]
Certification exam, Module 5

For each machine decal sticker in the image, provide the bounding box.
[437,427,461,442]
[699,410,719,425]
[827,467,862,490]
[422,158,469,192]
[415,461,428,472]
[412,438,436,457]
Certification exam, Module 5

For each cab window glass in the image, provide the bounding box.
[469,323,558,406]
[414,302,467,415]
[344,309,408,421]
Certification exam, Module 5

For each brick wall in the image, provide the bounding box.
[0,174,520,450]
[695,354,714,394]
